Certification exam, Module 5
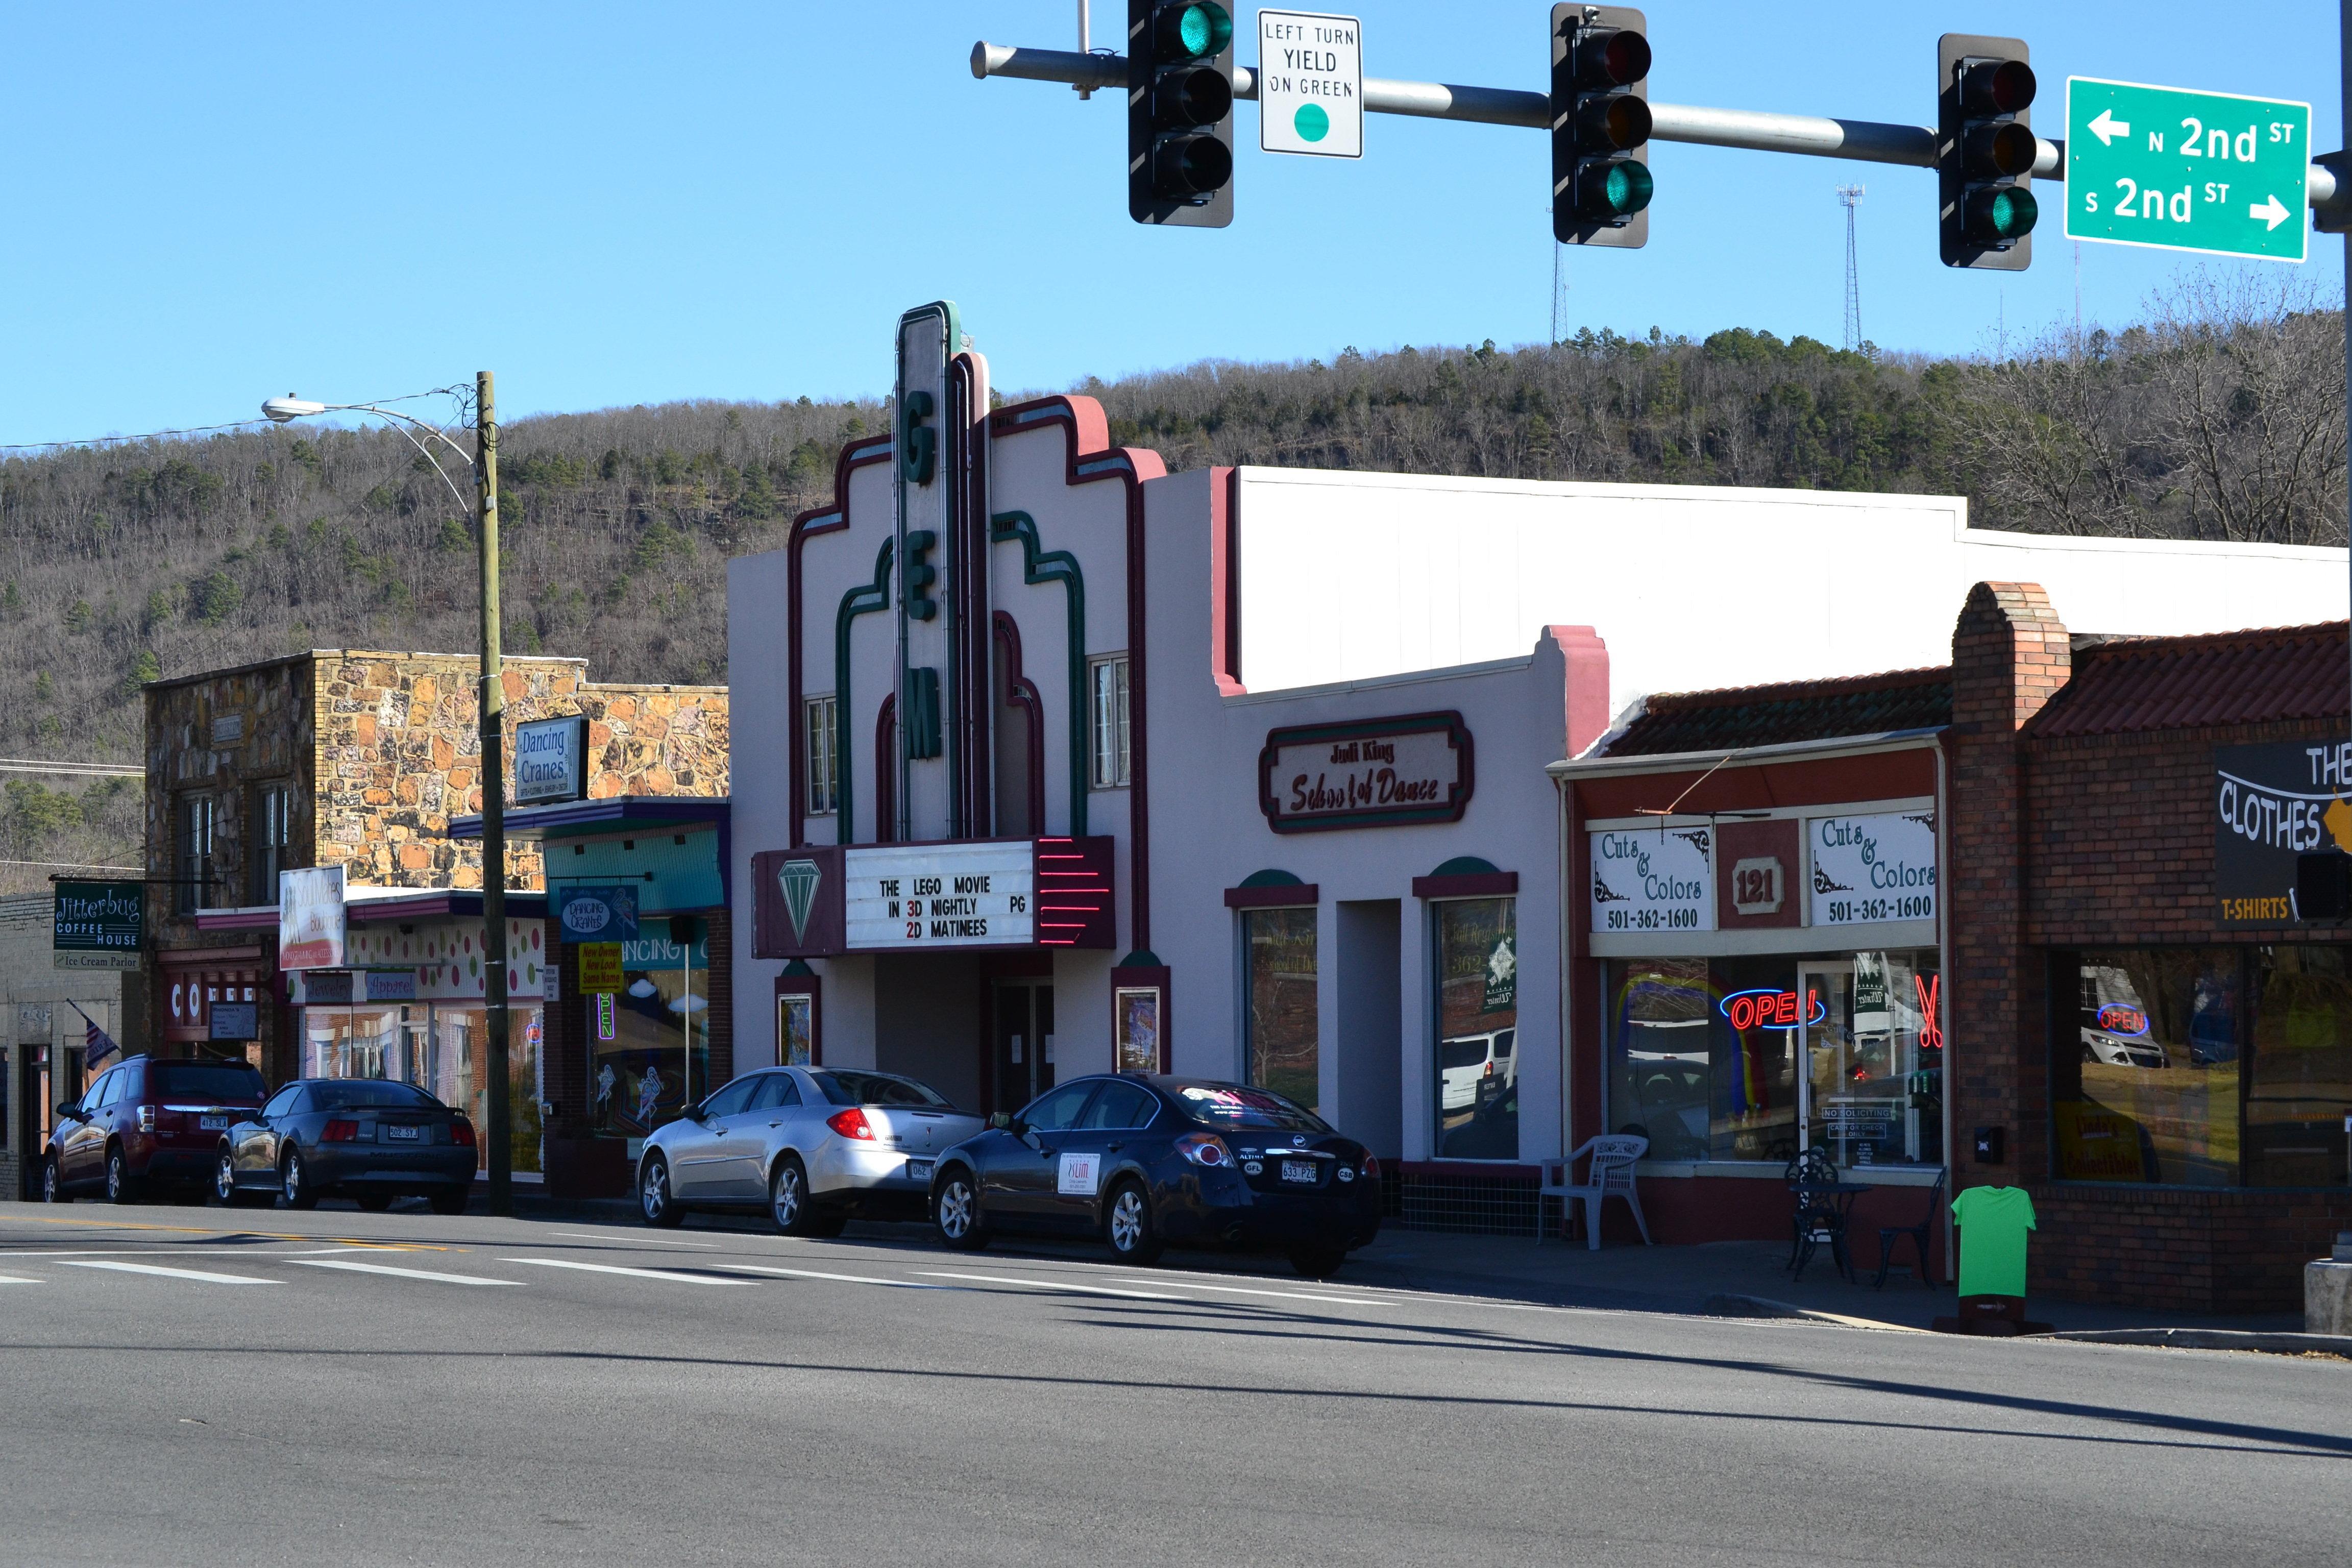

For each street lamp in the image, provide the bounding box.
[261,376,513,1217]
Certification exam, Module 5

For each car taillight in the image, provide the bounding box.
[1361,1153,1381,1179]
[1174,1132,1233,1168]
[137,1105,155,1133]
[451,1118,476,1147]
[827,1108,875,1141]
[322,1119,360,1143]
[1483,1061,1494,1078]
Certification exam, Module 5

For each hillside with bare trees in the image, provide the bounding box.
[1,273,2339,886]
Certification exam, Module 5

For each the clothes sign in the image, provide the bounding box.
[2214,740,2351,924]
[1808,813,1936,926]
[1258,10,1363,158]
[513,715,589,804]
[52,880,141,971]
[1589,827,1714,934]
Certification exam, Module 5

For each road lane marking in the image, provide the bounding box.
[1113,1278,1398,1307]
[287,1260,518,1287]
[59,1261,277,1285]
[547,1232,722,1249]
[0,1247,372,1258]
[505,1258,745,1285]
[723,1264,962,1290]
[917,1271,1183,1301]
[0,1274,41,1284]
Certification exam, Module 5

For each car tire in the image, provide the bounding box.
[40,1157,61,1205]
[639,1155,683,1228]
[933,1166,990,1252]
[1104,1180,1164,1267]
[1290,1247,1346,1280]
[427,1186,469,1216]
[768,1156,820,1236]
[210,1149,245,1208]
[355,1194,396,1212]
[105,1145,137,1205]
[279,1150,318,1211]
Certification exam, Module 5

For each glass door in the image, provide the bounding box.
[992,983,1055,1113]
[1800,958,1912,1168]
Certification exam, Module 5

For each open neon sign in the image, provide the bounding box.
[2094,1000,2147,1038]
[1720,988,1826,1031]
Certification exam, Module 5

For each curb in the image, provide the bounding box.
[1704,1293,1926,1333]
[2021,1327,2352,1358]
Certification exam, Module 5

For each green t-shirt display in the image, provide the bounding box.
[1951,1185,2036,1297]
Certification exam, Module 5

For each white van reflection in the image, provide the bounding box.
[1438,1028,1515,1111]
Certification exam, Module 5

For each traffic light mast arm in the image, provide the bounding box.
[971,39,2351,216]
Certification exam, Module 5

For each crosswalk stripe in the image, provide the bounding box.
[287,1259,517,1287]
[60,1261,276,1285]
[504,1258,745,1285]
[916,1270,1182,1301]
[723,1264,961,1290]
[548,1232,721,1249]
[1113,1278,1395,1307]
[0,1273,41,1284]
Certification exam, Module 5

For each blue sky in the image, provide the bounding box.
[2,1,2342,444]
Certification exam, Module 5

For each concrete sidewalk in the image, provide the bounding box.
[511,1192,2304,1336]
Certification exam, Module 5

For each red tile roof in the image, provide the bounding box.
[1602,666,1952,756]
[2028,621,2349,737]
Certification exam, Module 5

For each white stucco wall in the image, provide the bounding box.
[1231,467,2350,721]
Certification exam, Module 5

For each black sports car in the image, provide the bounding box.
[929,1074,1381,1277]
[214,1077,477,1213]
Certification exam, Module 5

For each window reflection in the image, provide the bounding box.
[1434,899,1517,1160]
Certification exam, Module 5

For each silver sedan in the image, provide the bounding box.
[637,1067,981,1235]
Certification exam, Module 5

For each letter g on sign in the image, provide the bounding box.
[901,390,937,485]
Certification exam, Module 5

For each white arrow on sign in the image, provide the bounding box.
[2087,108,2130,146]
[2249,193,2291,230]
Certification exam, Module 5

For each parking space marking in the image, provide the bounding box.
[723,1264,963,1290]
[917,1271,1184,1301]
[288,1260,518,1287]
[59,1261,278,1285]
[1112,1278,1398,1308]
[505,1258,746,1285]
[547,1232,722,1249]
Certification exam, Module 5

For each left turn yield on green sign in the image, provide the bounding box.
[2063,77,2311,263]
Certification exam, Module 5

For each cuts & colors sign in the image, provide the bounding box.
[1808,812,1937,926]
[1589,827,1714,934]
[1259,712,1473,833]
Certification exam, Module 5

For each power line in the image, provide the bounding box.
[0,860,141,872]
[1,385,471,455]
[0,758,142,779]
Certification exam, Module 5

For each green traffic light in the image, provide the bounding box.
[1158,3,1233,62]
[1965,184,2039,242]
[1576,157,1654,220]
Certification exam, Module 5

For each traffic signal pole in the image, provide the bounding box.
[971,41,2352,216]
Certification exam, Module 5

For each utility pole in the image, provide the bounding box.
[476,369,510,1216]
[1836,184,1865,351]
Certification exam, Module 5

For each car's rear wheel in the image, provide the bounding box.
[933,1167,990,1252]
[769,1156,819,1236]
[104,1145,137,1205]
[40,1158,61,1204]
[639,1155,683,1228]
[1290,1246,1346,1280]
[1104,1180,1163,1266]
[428,1186,469,1216]
[279,1150,318,1211]
[354,1194,395,1212]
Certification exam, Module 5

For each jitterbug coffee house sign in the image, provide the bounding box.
[1259,713,1474,832]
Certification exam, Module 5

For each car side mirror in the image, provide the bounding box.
[988,1112,1014,1132]
[56,1102,80,1121]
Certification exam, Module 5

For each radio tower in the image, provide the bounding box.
[1836,184,1865,352]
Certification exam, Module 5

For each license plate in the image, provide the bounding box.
[385,1124,421,1141]
[1281,1160,1318,1184]
[905,1159,934,1182]
[200,1115,230,1131]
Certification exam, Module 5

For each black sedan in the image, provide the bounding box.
[213,1078,477,1213]
[929,1074,1381,1277]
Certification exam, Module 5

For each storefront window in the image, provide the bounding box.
[2248,946,2352,1187]
[589,964,709,1146]
[2053,949,2240,1185]
[1604,951,1939,1167]
[302,1002,543,1177]
[1433,898,1516,1160]
[1242,908,1317,1113]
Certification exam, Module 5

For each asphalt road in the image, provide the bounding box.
[1,1200,2345,1567]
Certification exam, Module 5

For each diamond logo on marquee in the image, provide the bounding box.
[778,859,822,943]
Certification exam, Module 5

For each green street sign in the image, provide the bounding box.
[2064,78,2310,262]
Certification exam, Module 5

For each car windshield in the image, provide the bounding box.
[309,1080,438,1111]
[1173,1083,1329,1133]
[152,1063,266,1100]
[1439,1036,1492,1070]
[806,1070,949,1109]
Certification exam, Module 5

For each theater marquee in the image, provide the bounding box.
[1258,712,1474,833]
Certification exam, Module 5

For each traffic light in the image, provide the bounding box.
[1937,33,2037,270]
[1551,4,1652,248]
[1128,2,1235,227]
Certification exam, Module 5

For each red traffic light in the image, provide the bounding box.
[1962,58,2036,115]
[1574,26,1651,89]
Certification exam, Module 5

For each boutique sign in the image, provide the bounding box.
[1258,712,1473,834]
[1808,812,1937,926]
[1589,826,1715,934]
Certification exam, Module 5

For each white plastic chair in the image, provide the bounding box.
[1539,1134,1652,1249]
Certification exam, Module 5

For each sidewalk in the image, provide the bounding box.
[512,1193,2306,1336]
